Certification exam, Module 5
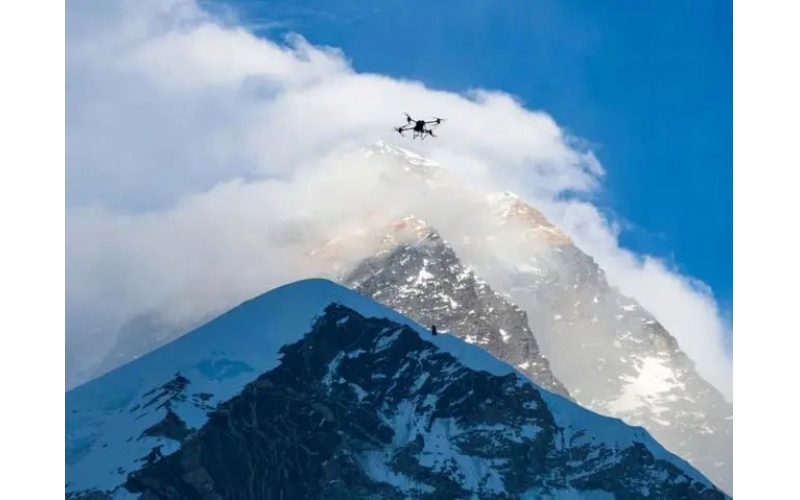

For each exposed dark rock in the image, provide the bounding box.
[140,409,193,443]
[343,220,569,399]
[122,304,727,500]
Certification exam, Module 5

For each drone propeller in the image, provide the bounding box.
[403,112,414,124]
[424,117,446,126]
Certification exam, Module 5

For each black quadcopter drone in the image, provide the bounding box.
[394,113,445,140]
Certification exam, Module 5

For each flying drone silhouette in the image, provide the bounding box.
[394,113,445,140]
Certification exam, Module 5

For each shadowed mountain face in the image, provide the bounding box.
[126,306,727,499]
[67,282,728,499]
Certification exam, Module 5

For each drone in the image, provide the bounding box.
[394,113,445,140]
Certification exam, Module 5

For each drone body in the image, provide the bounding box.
[394,113,445,139]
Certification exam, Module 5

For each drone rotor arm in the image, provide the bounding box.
[424,118,445,128]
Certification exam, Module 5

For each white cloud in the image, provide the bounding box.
[66,0,731,399]
[544,200,733,397]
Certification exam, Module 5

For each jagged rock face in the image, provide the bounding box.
[488,192,573,246]
[461,194,734,493]
[342,222,570,399]
[494,241,734,493]
[306,183,735,492]
[330,190,732,493]
[118,305,726,500]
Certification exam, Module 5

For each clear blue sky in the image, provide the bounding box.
[212,0,733,328]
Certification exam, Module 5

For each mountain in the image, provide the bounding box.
[341,215,569,399]
[66,279,728,499]
[70,141,732,493]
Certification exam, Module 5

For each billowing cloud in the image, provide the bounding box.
[66,0,731,399]
[544,200,733,397]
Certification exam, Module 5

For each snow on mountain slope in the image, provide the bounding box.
[67,278,418,496]
[488,191,573,246]
[477,193,734,493]
[341,215,570,398]
[66,279,728,499]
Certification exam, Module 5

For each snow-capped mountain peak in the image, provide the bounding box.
[342,220,570,398]
[488,191,572,245]
[365,139,441,168]
[67,279,729,499]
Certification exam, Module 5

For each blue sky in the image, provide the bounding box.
[212,0,732,335]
